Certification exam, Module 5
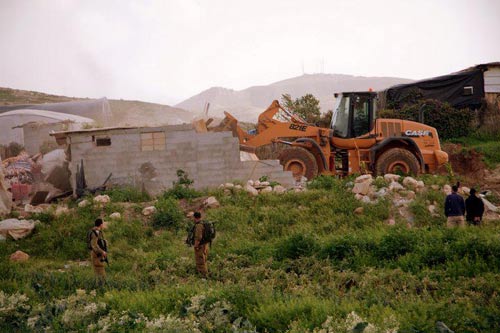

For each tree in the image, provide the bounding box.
[281,93,321,124]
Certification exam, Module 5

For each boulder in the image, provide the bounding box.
[389,181,404,192]
[204,196,220,208]
[109,212,121,220]
[354,207,364,215]
[78,200,90,208]
[402,177,418,188]
[244,184,259,196]
[260,186,273,193]
[352,182,372,195]
[224,183,234,188]
[10,250,29,262]
[94,195,111,204]
[384,174,401,182]
[355,174,373,184]
[273,185,286,194]
[142,206,157,216]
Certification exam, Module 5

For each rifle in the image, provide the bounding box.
[98,239,110,266]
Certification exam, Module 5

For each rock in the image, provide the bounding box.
[352,182,372,195]
[431,185,440,191]
[55,206,70,216]
[355,174,373,184]
[436,321,455,333]
[204,196,220,208]
[142,206,157,216]
[443,185,452,195]
[94,195,110,204]
[273,185,286,194]
[406,191,416,200]
[78,200,90,208]
[223,189,231,195]
[10,250,29,262]
[389,181,404,191]
[224,183,234,188]
[24,204,44,214]
[109,212,121,220]
[254,180,261,186]
[416,180,425,188]
[403,177,418,188]
[247,180,254,186]
[260,181,270,186]
[234,185,243,190]
[361,196,372,204]
[260,186,273,193]
[354,193,364,201]
[387,218,396,225]
[374,187,388,198]
[384,174,401,182]
[244,184,259,196]
[354,207,364,215]
[428,205,436,214]
[218,184,225,189]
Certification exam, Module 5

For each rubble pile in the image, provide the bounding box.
[218,179,296,197]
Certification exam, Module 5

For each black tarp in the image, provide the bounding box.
[382,68,485,110]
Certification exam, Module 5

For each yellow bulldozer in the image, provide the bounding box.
[211,91,448,180]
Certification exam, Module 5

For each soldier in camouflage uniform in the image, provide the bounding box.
[89,218,107,285]
[193,212,209,277]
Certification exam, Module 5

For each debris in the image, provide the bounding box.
[30,191,49,205]
[0,158,12,215]
[109,212,121,219]
[204,196,220,208]
[10,250,30,262]
[24,204,44,214]
[142,206,157,216]
[0,219,36,240]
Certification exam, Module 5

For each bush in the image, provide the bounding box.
[104,186,151,203]
[152,197,185,230]
[163,169,202,200]
[275,234,318,261]
[379,99,473,139]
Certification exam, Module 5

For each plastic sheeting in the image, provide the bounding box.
[0,219,35,240]
[0,157,12,215]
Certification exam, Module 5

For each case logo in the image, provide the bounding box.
[404,130,431,137]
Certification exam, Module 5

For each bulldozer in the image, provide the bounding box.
[210,91,449,180]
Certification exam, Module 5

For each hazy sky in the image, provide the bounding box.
[0,0,499,105]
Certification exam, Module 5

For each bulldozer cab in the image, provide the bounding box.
[331,92,377,138]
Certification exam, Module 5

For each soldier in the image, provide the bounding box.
[88,218,107,285]
[193,211,209,278]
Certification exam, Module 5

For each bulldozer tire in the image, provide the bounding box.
[375,148,420,176]
[279,147,318,180]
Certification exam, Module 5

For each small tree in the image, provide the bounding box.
[281,93,321,124]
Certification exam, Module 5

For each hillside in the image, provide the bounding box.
[176,74,414,122]
[1,175,500,332]
[0,87,194,127]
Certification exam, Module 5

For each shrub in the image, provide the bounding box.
[275,234,318,261]
[104,186,151,202]
[163,169,202,200]
[152,197,185,230]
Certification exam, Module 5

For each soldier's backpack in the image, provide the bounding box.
[86,229,97,250]
[201,220,216,245]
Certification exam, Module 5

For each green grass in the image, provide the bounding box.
[1,176,500,332]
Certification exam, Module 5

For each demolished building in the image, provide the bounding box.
[52,124,294,196]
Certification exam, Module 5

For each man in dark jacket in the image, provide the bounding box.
[444,185,465,227]
[465,188,485,226]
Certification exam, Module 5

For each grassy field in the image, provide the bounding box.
[1,177,500,332]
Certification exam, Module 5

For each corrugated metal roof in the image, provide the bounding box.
[0,109,94,123]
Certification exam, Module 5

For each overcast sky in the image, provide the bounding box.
[0,0,499,105]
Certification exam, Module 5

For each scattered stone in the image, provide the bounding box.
[389,181,404,191]
[406,191,416,200]
[260,181,270,186]
[403,176,418,188]
[247,180,254,186]
[94,195,111,204]
[78,199,90,208]
[355,174,373,184]
[387,218,396,225]
[273,185,286,194]
[109,212,121,220]
[354,193,364,201]
[244,184,259,196]
[234,184,243,190]
[24,204,44,214]
[254,180,261,186]
[352,182,372,195]
[374,188,388,198]
[10,250,29,262]
[428,205,436,214]
[55,206,70,216]
[224,183,234,188]
[142,206,157,216]
[361,196,373,204]
[204,196,220,208]
[384,174,401,182]
[443,185,452,195]
[354,207,364,215]
[260,186,273,193]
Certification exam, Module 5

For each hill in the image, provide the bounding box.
[0,87,194,127]
[176,74,414,122]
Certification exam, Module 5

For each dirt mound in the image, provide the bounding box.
[442,143,487,181]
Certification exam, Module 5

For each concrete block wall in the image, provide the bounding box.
[67,126,294,196]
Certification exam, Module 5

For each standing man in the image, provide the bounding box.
[465,188,485,226]
[89,218,107,285]
[444,185,466,227]
[193,212,209,278]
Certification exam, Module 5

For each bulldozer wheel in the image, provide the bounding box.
[279,147,318,180]
[375,148,420,176]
